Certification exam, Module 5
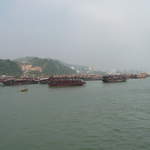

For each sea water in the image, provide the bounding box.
[0,79,150,150]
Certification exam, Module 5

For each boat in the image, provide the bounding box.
[2,78,38,86]
[39,78,49,84]
[20,88,28,92]
[48,77,86,87]
[102,75,127,83]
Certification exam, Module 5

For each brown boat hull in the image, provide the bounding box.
[3,79,38,86]
[102,75,127,83]
[48,79,86,87]
[102,79,127,83]
[49,83,85,87]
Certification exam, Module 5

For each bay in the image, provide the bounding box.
[0,79,150,150]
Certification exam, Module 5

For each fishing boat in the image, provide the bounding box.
[48,77,86,87]
[102,75,127,83]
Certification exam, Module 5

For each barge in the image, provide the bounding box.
[39,78,49,84]
[2,78,38,86]
[48,77,86,87]
[102,75,127,83]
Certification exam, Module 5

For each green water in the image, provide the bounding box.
[0,79,150,150]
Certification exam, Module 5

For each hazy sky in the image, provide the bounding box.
[0,0,150,71]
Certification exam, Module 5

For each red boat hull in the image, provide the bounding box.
[2,79,38,86]
[48,79,86,87]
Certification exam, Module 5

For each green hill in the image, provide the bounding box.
[16,57,76,75]
[0,59,22,76]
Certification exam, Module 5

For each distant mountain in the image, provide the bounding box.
[15,57,76,75]
[0,59,22,76]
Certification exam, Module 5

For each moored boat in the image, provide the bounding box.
[48,77,86,87]
[2,78,38,86]
[102,75,127,83]
[39,78,49,84]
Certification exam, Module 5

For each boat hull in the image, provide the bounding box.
[102,79,127,83]
[102,75,127,83]
[48,79,86,87]
[2,79,38,86]
[49,83,85,87]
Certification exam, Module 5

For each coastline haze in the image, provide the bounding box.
[0,0,150,71]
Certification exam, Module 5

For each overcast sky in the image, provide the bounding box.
[0,0,150,71]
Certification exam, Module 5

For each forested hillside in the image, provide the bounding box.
[0,59,22,76]
[15,57,76,75]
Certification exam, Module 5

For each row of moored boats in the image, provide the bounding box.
[0,74,148,87]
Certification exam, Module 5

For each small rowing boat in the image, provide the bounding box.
[20,88,28,92]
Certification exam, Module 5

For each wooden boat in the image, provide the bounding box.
[48,77,86,87]
[39,78,49,84]
[20,88,28,92]
[2,78,38,86]
[102,75,127,83]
